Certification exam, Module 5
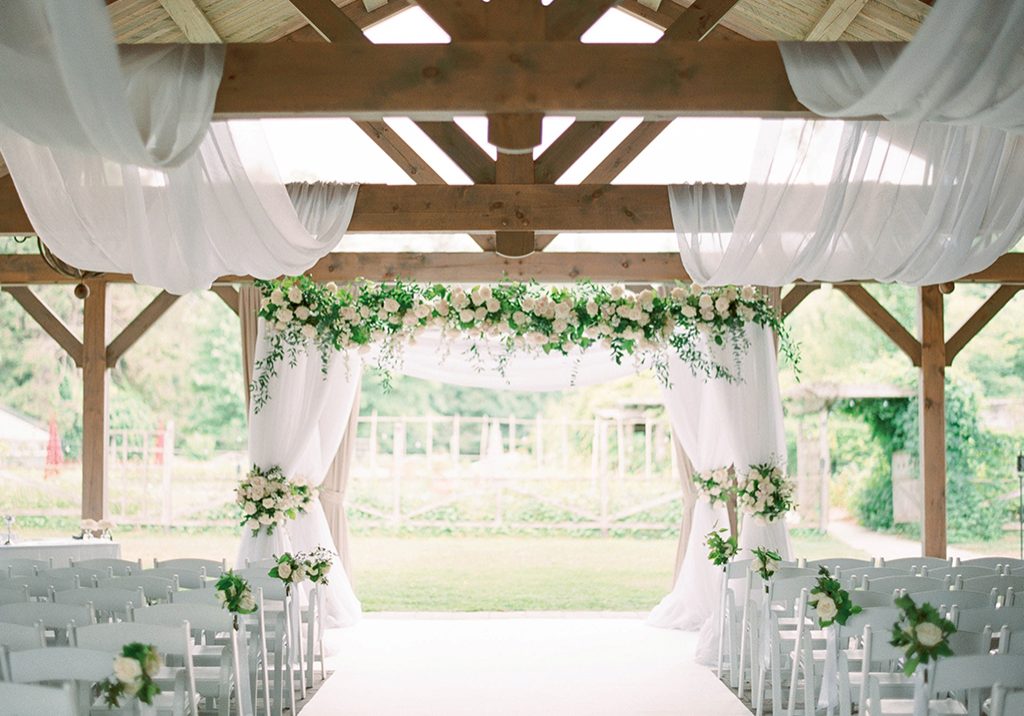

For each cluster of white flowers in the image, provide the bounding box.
[270,546,334,587]
[735,462,795,522]
[214,571,258,616]
[102,643,162,706]
[693,466,734,506]
[216,583,256,612]
[236,465,318,536]
[264,282,318,341]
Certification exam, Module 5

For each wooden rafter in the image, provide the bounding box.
[413,0,490,39]
[660,0,741,42]
[944,285,1023,365]
[210,285,241,316]
[837,285,922,366]
[157,0,222,42]
[414,122,496,184]
[106,291,180,368]
[1,286,84,366]
[545,0,621,40]
[534,121,615,184]
[288,0,369,42]
[780,284,819,319]
[805,0,870,41]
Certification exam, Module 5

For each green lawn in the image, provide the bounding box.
[15,526,861,611]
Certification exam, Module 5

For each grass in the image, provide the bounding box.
[14,525,863,611]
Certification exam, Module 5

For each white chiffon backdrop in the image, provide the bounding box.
[1,122,358,294]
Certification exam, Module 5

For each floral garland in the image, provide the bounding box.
[215,571,257,615]
[889,594,956,676]
[808,566,862,628]
[100,643,161,707]
[694,467,734,506]
[752,546,782,581]
[236,465,318,536]
[736,461,795,522]
[250,277,796,412]
[705,526,738,567]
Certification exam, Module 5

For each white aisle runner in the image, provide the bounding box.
[304,615,748,715]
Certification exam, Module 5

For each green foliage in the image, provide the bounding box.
[752,546,781,580]
[890,593,956,676]
[214,570,256,614]
[808,566,861,627]
[705,526,738,566]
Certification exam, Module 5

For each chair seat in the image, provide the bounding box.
[90,691,200,716]
[867,697,968,716]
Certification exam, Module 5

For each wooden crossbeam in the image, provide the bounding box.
[534,121,615,184]
[210,41,811,118]
[157,0,222,42]
[210,285,241,316]
[780,284,819,319]
[837,285,922,365]
[1,286,84,366]
[414,122,496,184]
[944,285,1023,365]
[545,0,621,40]
[106,290,180,367]
[582,121,671,183]
[413,0,490,39]
[289,0,369,42]
[660,0,741,42]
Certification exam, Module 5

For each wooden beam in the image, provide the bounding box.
[805,0,870,41]
[81,280,108,521]
[212,40,812,118]
[413,0,491,39]
[545,0,621,40]
[488,113,544,154]
[837,285,922,365]
[534,121,614,184]
[919,285,946,558]
[780,284,819,319]
[492,113,543,257]
[157,0,222,42]
[661,0,741,42]
[582,121,671,183]
[944,285,1023,365]
[414,122,496,184]
[210,285,241,315]
[289,0,370,43]
[106,291,181,368]
[1,287,84,366]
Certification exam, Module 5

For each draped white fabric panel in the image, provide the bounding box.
[1,122,359,294]
[778,0,1024,131]
[672,120,1024,285]
[238,323,363,627]
[647,327,791,664]
[0,0,222,167]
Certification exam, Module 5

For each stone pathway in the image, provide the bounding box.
[827,515,983,560]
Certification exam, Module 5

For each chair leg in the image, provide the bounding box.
[771,641,782,716]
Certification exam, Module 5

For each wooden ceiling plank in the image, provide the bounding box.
[545,0,621,40]
[288,0,370,42]
[415,121,496,184]
[661,0,742,42]
[157,0,222,42]
[106,290,181,368]
[805,0,870,41]
[1,286,84,366]
[944,285,1023,365]
[781,283,819,319]
[838,284,922,365]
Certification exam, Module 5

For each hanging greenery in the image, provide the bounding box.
[250,276,797,412]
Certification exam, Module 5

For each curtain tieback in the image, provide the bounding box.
[320,488,344,506]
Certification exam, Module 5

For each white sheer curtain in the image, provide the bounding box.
[672,120,1024,285]
[238,322,363,627]
[778,0,1024,131]
[1,122,359,294]
[0,0,222,167]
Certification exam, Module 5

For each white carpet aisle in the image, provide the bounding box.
[303,615,749,715]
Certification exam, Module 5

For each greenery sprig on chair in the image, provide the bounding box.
[99,642,162,707]
[705,527,738,566]
[889,594,956,676]
[752,546,782,581]
[215,570,257,618]
[808,566,862,628]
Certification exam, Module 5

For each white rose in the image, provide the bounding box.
[299,324,316,340]
[278,562,293,579]
[260,297,270,310]
[715,296,731,314]
[243,502,257,515]
[586,300,599,317]
[215,589,228,603]
[479,286,492,300]
[459,309,474,323]
[512,311,528,325]
[259,514,274,525]
[293,566,307,582]
[670,286,687,301]
[239,593,256,612]
[113,655,143,685]
[680,304,697,318]
[321,562,332,575]
[610,285,625,299]
[915,622,944,648]
[474,307,487,320]
[485,298,500,313]
[270,289,285,306]
[277,308,293,323]
[287,285,303,304]
[552,319,568,333]
[295,306,310,320]
[325,282,338,292]
[698,294,713,309]
[435,299,450,316]
[583,326,600,339]
[814,595,838,622]
[521,297,535,311]
[143,650,161,678]
[261,497,274,508]
[383,298,400,313]
[245,519,259,531]
[741,285,757,301]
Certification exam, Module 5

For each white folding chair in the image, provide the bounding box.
[71,557,142,576]
[73,621,199,716]
[0,601,96,644]
[1,573,82,598]
[960,576,1024,605]
[909,589,995,612]
[958,557,1024,571]
[878,557,951,574]
[243,558,277,570]
[716,558,753,688]
[806,558,873,572]
[840,567,907,590]
[864,575,950,594]
[836,612,906,716]
[753,575,820,716]
[0,558,51,577]
[850,591,896,609]
[924,566,1000,581]
[141,568,206,590]
[0,682,78,716]
[39,566,109,586]
[0,585,29,605]
[952,606,1024,635]
[53,586,146,622]
[236,573,301,716]
[990,684,1024,716]
[0,622,47,653]
[99,575,178,602]
[154,558,226,578]
[996,626,1024,655]
[5,646,116,713]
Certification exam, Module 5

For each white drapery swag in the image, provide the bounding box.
[671,120,1024,286]
[1,122,359,294]
[0,0,222,167]
[778,0,1024,131]
[647,326,791,665]
[238,322,363,627]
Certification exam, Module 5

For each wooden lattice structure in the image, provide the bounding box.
[1,0,1021,557]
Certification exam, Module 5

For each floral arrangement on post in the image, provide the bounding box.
[889,594,956,676]
[752,546,782,582]
[705,526,738,567]
[215,571,257,628]
[736,462,795,522]
[302,546,335,585]
[694,467,734,506]
[99,642,162,707]
[250,277,797,411]
[808,566,862,628]
[236,465,318,536]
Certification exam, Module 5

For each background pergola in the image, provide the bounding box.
[1,0,1021,559]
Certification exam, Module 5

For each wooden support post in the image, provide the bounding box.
[82,281,109,521]
[919,286,946,558]
[492,114,543,258]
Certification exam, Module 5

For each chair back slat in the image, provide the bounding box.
[0,682,78,716]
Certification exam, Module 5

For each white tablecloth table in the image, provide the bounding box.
[0,538,121,567]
